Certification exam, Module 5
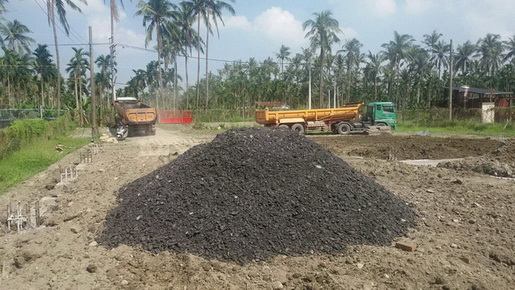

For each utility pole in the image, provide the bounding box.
[89,27,98,137]
[448,39,453,120]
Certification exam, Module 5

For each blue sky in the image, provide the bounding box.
[4,0,515,86]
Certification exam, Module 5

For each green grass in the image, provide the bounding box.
[397,120,515,137]
[0,135,90,194]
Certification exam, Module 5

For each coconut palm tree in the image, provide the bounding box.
[46,0,86,116]
[338,38,362,103]
[1,47,33,106]
[0,20,36,53]
[476,33,503,76]
[135,0,177,97]
[33,44,57,108]
[276,45,291,73]
[95,54,116,113]
[364,51,386,100]
[423,30,442,57]
[66,47,89,125]
[174,1,202,109]
[429,39,450,77]
[502,35,515,64]
[303,10,341,108]
[381,31,415,96]
[455,40,476,76]
[191,0,235,110]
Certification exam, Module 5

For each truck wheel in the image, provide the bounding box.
[278,124,289,130]
[376,122,387,126]
[291,123,305,134]
[337,123,351,135]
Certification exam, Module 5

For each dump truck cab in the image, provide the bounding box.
[366,102,396,130]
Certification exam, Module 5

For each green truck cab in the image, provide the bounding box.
[365,102,397,130]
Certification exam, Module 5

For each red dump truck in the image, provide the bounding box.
[255,102,397,135]
[114,97,157,140]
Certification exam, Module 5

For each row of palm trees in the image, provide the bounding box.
[122,10,515,115]
[0,0,236,121]
[1,3,515,124]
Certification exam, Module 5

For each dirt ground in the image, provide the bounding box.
[0,126,513,289]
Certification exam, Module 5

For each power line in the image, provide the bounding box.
[32,0,88,44]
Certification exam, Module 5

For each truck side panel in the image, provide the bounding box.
[255,103,362,125]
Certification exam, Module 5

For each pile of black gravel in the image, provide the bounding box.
[98,127,415,264]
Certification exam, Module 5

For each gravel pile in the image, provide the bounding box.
[98,127,415,263]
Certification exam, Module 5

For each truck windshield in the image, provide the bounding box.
[383,105,395,113]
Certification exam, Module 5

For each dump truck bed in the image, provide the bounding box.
[114,99,157,125]
[255,103,363,125]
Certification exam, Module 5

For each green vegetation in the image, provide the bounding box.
[0,115,88,194]
[0,135,89,194]
[398,119,515,137]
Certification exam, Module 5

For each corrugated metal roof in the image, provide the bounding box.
[449,87,513,95]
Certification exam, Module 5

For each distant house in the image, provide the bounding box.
[441,86,514,108]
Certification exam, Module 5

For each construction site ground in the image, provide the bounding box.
[0,125,513,289]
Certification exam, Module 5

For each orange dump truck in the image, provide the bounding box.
[114,97,157,140]
[255,102,397,135]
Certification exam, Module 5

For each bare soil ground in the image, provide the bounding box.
[0,127,513,289]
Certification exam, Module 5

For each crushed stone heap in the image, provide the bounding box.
[98,127,416,264]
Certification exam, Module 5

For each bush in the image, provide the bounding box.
[0,113,74,160]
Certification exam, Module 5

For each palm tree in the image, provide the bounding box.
[429,39,450,77]
[95,54,115,113]
[0,0,7,14]
[455,40,476,75]
[381,31,415,96]
[476,33,503,76]
[66,47,89,125]
[191,0,235,110]
[0,20,36,53]
[423,30,442,57]
[364,51,386,100]
[276,45,291,73]
[502,35,515,64]
[1,47,33,106]
[104,0,129,103]
[46,0,86,116]
[338,38,362,103]
[33,44,57,108]
[135,0,177,98]
[174,1,202,109]
[303,10,341,108]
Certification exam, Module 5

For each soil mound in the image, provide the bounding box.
[98,127,415,263]
[438,139,515,178]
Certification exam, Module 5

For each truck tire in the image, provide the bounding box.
[337,122,351,135]
[291,123,305,134]
[278,124,289,130]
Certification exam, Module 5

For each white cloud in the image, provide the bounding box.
[253,7,306,46]
[224,16,252,30]
[403,0,434,15]
[460,0,515,41]
[341,27,359,40]
[366,0,397,17]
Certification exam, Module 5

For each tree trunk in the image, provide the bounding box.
[174,54,178,110]
[74,75,79,123]
[319,47,324,108]
[196,17,201,109]
[185,55,189,109]
[205,12,210,111]
[51,14,61,117]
